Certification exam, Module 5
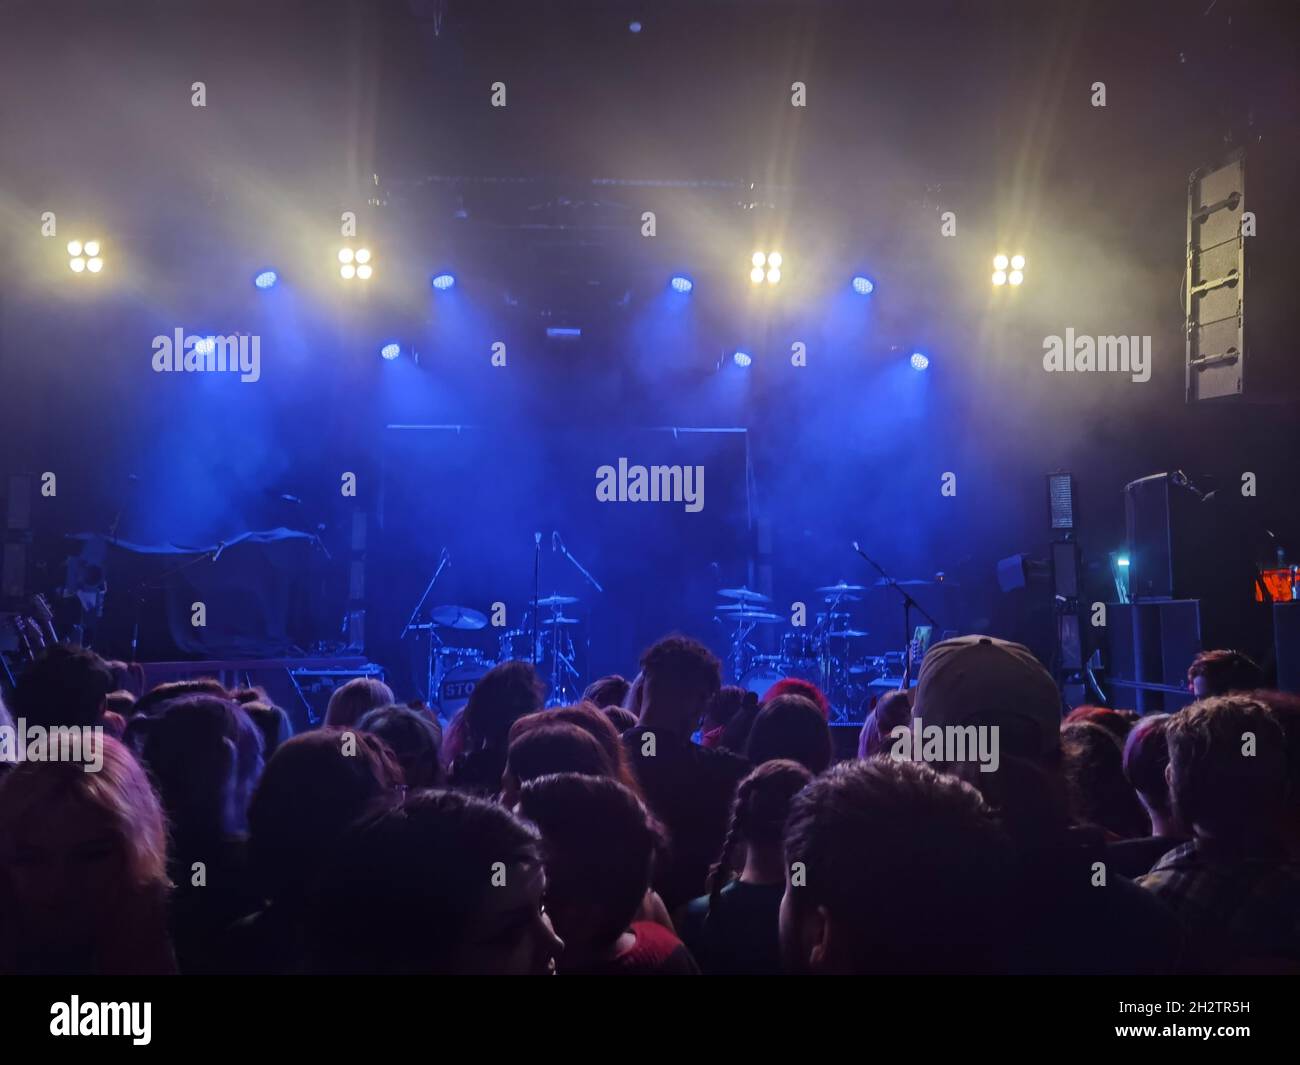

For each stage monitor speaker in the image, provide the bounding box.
[1276,602,1300,694]
[1106,600,1201,713]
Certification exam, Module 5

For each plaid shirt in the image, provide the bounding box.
[1137,840,1300,969]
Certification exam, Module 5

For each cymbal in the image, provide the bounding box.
[828,628,870,638]
[537,593,579,608]
[716,608,782,624]
[824,593,861,603]
[872,578,955,588]
[541,615,580,626]
[717,586,771,604]
[817,581,868,594]
[430,605,488,630]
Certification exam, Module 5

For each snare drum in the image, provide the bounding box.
[440,661,489,717]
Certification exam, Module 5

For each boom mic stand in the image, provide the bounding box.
[852,541,941,689]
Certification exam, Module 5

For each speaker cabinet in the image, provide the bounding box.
[1107,600,1201,713]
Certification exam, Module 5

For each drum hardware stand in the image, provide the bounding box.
[399,546,450,706]
[852,540,941,689]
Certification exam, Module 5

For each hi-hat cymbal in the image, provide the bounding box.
[537,593,579,608]
[872,578,956,588]
[541,615,580,626]
[716,607,782,624]
[823,593,861,603]
[431,604,488,630]
[828,628,870,638]
[717,586,771,604]
[817,581,869,595]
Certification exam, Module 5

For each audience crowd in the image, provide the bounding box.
[1,634,1297,975]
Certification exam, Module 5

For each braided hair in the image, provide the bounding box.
[705,758,813,920]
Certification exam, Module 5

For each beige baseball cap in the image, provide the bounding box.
[912,635,1063,758]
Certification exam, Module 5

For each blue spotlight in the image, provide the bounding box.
[380,343,401,361]
[254,270,278,290]
[909,352,930,372]
[431,273,456,291]
[851,276,874,296]
[670,275,693,294]
[732,350,752,368]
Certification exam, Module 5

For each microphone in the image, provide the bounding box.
[440,546,451,564]
[552,531,563,554]
[534,531,542,546]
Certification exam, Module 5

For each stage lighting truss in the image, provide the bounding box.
[67,239,104,274]
[991,253,1025,287]
[749,250,783,285]
[338,246,374,281]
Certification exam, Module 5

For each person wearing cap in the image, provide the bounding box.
[908,635,1185,974]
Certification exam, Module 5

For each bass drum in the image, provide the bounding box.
[439,661,489,718]
[739,660,786,701]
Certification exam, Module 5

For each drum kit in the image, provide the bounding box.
[405,592,587,719]
[715,576,949,722]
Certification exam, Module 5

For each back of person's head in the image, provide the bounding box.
[1059,722,1148,838]
[1063,704,1138,742]
[781,758,1016,974]
[603,705,637,733]
[1187,649,1265,697]
[502,722,614,806]
[708,759,812,909]
[1122,713,1177,825]
[105,689,137,720]
[131,678,231,720]
[746,694,833,774]
[912,635,1063,765]
[583,675,630,709]
[323,676,395,729]
[242,702,293,760]
[718,693,762,753]
[517,773,662,959]
[307,789,559,975]
[12,644,113,729]
[704,685,753,731]
[511,703,639,794]
[638,634,721,726]
[0,736,169,963]
[1249,690,1300,857]
[248,728,401,903]
[463,660,544,749]
[357,704,442,789]
[1166,695,1287,840]
[761,678,830,719]
[137,695,264,841]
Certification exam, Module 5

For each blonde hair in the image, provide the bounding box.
[0,735,169,891]
[324,677,396,728]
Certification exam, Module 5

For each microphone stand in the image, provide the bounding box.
[852,541,941,690]
[553,533,602,700]
[532,533,542,669]
[399,549,450,709]
[555,536,603,593]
